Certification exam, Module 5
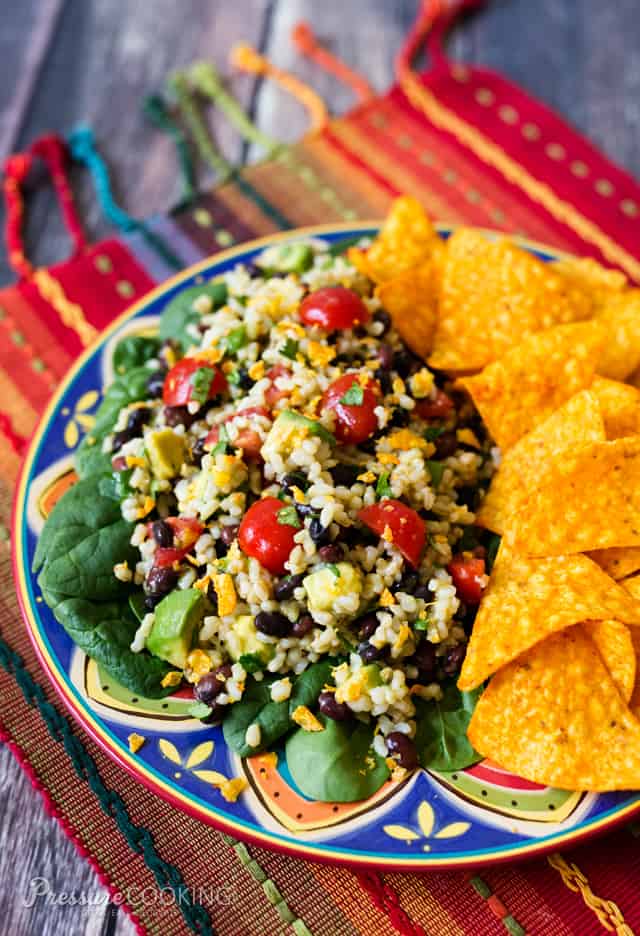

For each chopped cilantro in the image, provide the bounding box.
[211,423,229,456]
[188,702,212,720]
[227,368,243,387]
[280,338,299,360]
[220,326,247,356]
[375,472,392,499]
[424,426,445,442]
[190,366,215,404]
[277,505,302,528]
[486,533,501,571]
[413,618,430,632]
[339,383,364,406]
[426,460,445,487]
[326,563,341,578]
[239,653,265,674]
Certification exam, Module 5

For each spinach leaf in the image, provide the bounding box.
[75,365,151,478]
[285,716,390,802]
[222,678,290,756]
[413,684,483,772]
[159,282,228,352]
[47,594,172,698]
[287,659,335,716]
[36,474,136,600]
[113,335,160,373]
[128,591,147,623]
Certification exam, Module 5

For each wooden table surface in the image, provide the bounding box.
[2,1,639,933]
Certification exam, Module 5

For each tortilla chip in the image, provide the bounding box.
[583,619,636,702]
[595,289,640,381]
[476,389,605,533]
[359,196,439,283]
[468,625,640,791]
[551,256,627,304]
[457,552,640,691]
[428,230,594,372]
[375,264,438,360]
[505,437,640,555]
[590,376,640,439]
[622,576,640,714]
[458,321,604,450]
[587,546,640,581]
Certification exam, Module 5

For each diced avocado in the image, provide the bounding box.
[264,411,335,458]
[264,242,314,274]
[335,663,383,704]
[303,562,363,613]
[146,429,186,480]
[223,615,275,667]
[147,589,205,669]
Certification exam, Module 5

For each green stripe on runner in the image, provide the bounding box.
[0,637,213,935]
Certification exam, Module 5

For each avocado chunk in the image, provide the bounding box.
[263,411,335,459]
[146,429,186,480]
[262,242,314,274]
[303,562,363,613]
[223,615,275,669]
[147,589,205,669]
[335,663,383,704]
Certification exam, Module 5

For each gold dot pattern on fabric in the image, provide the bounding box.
[116,281,135,298]
[499,105,518,124]
[595,179,614,196]
[521,123,541,140]
[571,160,589,177]
[621,199,638,216]
[94,254,113,274]
[546,143,566,160]
[193,209,213,227]
[475,88,495,106]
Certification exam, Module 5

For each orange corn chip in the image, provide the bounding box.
[595,289,640,381]
[587,546,640,581]
[428,231,594,372]
[505,437,640,556]
[468,626,640,792]
[590,376,640,439]
[458,321,604,450]
[362,196,439,283]
[476,389,605,533]
[551,256,627,304]
[375,264,438,360]
[583,619,636,703]
[457,552,640,691]
[622,576,640,714]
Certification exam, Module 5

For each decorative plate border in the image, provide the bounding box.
[13,223,640,871]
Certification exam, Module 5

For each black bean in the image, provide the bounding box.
[432,431,457,459]
[309,517,331,546]
[191,437,207,466]
[354,325,367,339]
[234,367,253,390]
[373,309,391,334]
[412,641,436,678]
[354,612,379,640]
[358,641,384,663]
[295,503,318,518]
[144,566,179,598]
[127,407,151,434]
[152,519,174,548]
[388,407,410,429]
[164,405,196,428]
[255,611,292,638]
[442,643,467,676]
[386,732,418,769]
[219,524,240,546]
[329,463,360,488]
[111,429,131,452]
[391,571,419,595]
[146,369,167,398]
[318,544,343,563]
[274,573,305,601]
[457,486,480,511]
[392,350,414,378]
[413,584,431,602]
[280,471,308,494]
[143,594,162,611]
[377,343,394,370]
[206,581,219,614]
[318,691,352,721]
[193,667,230,705]
[292,614,315,638]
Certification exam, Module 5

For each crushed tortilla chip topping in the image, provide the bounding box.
[161,671,183,688]
[292,705,324,731]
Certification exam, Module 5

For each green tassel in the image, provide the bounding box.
[143,94,197,209]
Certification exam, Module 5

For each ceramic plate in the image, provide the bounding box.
[14,224,640,871]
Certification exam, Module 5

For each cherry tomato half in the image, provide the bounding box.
[447,555,486,604]
[415,390,454,422]
[152,517,204,568]
[238,497,299,575]
[264,364,291,408]
[205,406,271,459]
[163,358,227,407]
[321,373,380,445]
[299,286,370,331]
[358,499,426,569]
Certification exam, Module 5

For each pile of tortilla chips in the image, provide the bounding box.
[358,197,640,792]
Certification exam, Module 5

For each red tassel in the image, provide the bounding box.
[31,134,87,257]
[2,152,35,279]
